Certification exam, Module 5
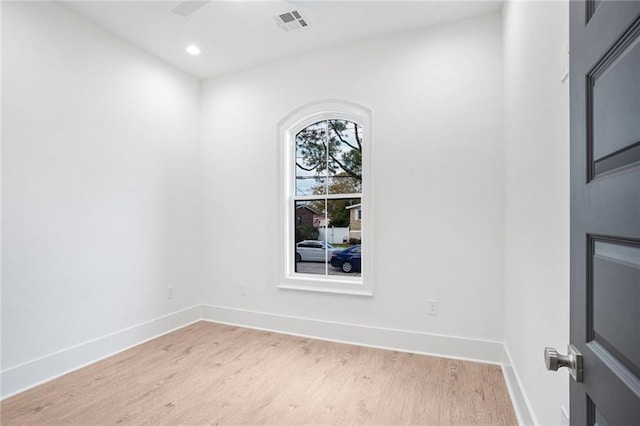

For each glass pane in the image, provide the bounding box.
[295,121,328,196]
[294,200,328,276]
[327,120,362,195]
[326,198,362,276]
[294,198,361,277]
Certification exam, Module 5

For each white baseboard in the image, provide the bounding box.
[502,345,537,426]
[201,304,505,365]
[0,305,202,400]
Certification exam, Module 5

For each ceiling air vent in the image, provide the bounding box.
[274,10,309,32]
[172,1,210,17]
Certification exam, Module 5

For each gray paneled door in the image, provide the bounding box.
[570,0,640,425]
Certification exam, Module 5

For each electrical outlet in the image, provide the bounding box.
[560,406,569,426]
[240,284,247,296]
[167,286,175,299]
[427,300,438,316]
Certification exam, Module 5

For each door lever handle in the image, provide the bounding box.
[544,344,583,382]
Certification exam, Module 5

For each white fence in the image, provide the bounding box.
[318,227,350,244]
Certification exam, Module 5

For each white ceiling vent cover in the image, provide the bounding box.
[274,10,309,32]
[172,1,210,17]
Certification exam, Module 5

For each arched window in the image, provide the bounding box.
[277,100,372,295]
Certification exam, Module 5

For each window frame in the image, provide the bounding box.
[277,100,373,296]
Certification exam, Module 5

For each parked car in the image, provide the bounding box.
[296,240,339,262]
[330,245,361,273]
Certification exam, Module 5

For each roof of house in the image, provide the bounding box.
[296,204,319,214]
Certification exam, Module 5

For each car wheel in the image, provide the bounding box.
[341,261,353,273]
[296,253,301,262]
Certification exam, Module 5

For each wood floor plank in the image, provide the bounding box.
[1,322,517,425]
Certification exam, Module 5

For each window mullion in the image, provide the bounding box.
[325,119,329,196]
[293,193,362,202]
[324,119,329,276]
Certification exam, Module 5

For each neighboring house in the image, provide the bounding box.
[295,205,317,227]
[297,204,330,228]
[313,214,330,228]
[345,203,361,241]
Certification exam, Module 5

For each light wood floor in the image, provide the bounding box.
[1,321,517,425]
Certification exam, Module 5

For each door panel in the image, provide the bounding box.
[591,38,640,161]
[571,1,640,424]
[594,406,612,426]
[589,18,640,177]
[591,239,640,376]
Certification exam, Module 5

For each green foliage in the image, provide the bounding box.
[295,120,362,183]
[295,225,319,243]
[306,177,360,227]
[306,194,358,228]
[326,199,353,227]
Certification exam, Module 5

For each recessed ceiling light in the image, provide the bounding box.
[186,45,201,55]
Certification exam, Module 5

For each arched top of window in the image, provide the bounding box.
[278,99,372,138]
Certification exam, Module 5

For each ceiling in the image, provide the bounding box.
[61,0,503,79]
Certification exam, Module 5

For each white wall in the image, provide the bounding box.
[200,14,505,345]
[503,1,570,424]
[1,1,202,392]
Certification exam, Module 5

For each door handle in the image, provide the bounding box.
[544,344,583,382]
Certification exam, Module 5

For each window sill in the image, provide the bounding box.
[277,283,373,297]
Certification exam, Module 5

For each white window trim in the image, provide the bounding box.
[277,100,373,296]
